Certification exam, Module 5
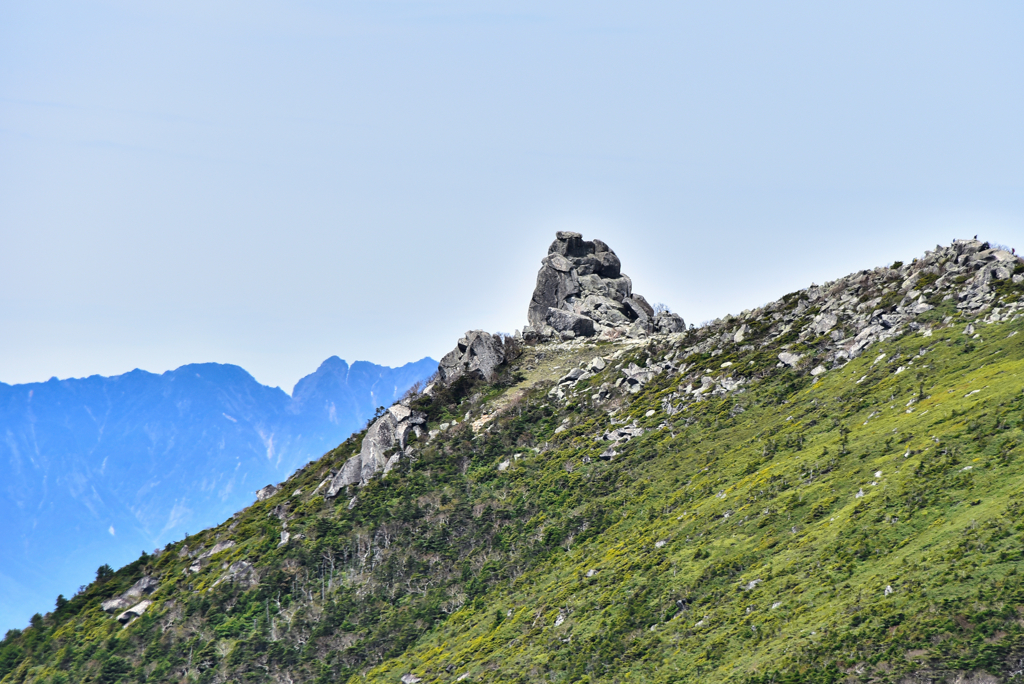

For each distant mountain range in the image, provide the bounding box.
[0,356,436,632]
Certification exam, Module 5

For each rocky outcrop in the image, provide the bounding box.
[198,540,235,559]
[100,596,133,613]
[438,330,507,384]
[325,402,426,495]
[323,327,502,494]
[123,575,159,600]
[653,311,687,334]
[526,232,685,339]
[212,560,257,589]
[256,485,278,502]
[101,576,160,614]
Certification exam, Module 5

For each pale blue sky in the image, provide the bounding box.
[2,1,1023,391]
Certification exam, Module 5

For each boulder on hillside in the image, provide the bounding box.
[438,330,506,384]
[326,402,426,495]
[116,600,151,625]
[123,576,159,601]
[101,576,159,614]
[100,596,133,613]
[654,312,687,334]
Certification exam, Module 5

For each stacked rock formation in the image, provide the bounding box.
[433,233,681,387]
[525,231,685,339]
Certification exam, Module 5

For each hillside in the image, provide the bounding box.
[0,356,436,636]
[3,235,1024,684]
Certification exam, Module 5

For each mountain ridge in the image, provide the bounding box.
[3,235,1024,684]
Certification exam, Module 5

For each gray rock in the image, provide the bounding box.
[559,368,586,384]
[546,309,596,337]
[526,232,671,336]
[810,313,837,335]
[778,352,802,367]
[623,296,651,322]
[116,600,152,625]
[326,403,427,494]
[605,423,644,442]
[256,484,278,502]
[198,540,235,559]
[123,576,159,601]
[101,596,132,613]
[626,320,653,339]
[438,330,507,385]
[654,312,686,334]
[910,302,933,314]
[628,294,655,319]
[578,294,631,326]
[622,362,657,388]
[879,313,904,329]
[719,377,745,392]
[529,259,581,329]
[577,272,633,302]
[382,452,402,477]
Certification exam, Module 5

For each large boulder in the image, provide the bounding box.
[437,330,506,384]
[123,576,159,601]
[101,576,159,614]
[526,232,683,337]
[545,308,595,337]
[654,312,686,334]
[326,402,426,495]
[116,600,152,625]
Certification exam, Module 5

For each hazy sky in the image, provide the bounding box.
[2,1,1023,392]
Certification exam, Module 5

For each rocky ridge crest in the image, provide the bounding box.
[322,236,1023,498]
[545,238,1024,407]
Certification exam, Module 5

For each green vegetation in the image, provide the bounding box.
[3,317,1024,683]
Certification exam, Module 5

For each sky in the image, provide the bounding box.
[2,1,1023,393]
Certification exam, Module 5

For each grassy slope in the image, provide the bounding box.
[364,321,1024,683]
[2,315,1024,684]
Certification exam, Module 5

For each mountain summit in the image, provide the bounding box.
[3,235,1024,684]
